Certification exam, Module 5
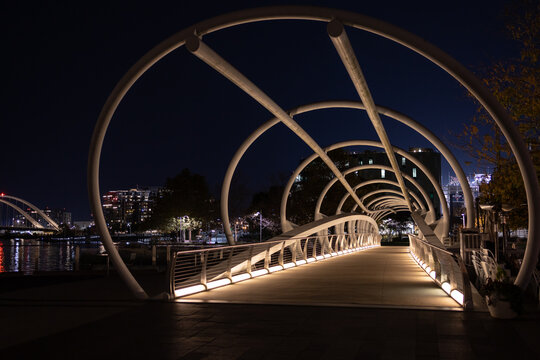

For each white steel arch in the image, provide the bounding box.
[335,180,431,216]
[0,195,59,230]
[89,7,540,298]
[221,101,471,246]
[0,199,44,229]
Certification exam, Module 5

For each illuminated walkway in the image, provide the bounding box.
[182,246,461,310]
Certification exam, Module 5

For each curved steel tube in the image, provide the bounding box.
[1,195,59,230]
[0,199,44,229]
[89,7,539,298]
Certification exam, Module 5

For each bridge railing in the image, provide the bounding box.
[169,232,379,298]
[408,234,473,310]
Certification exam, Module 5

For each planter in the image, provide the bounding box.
[486,296,518,319]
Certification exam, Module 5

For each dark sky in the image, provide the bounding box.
[2,0,516,220]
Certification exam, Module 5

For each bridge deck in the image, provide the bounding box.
[182,246,461,310]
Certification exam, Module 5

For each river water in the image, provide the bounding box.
[0,239,105,274]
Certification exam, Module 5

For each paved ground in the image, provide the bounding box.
[183,247,462,310]
[1,300,540,359]
[1,246,540,359]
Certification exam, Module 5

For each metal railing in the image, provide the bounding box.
[409,234,473,310]
[169,232,379,298]
[459,232,489,265]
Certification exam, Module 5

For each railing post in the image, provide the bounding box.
[226,249,233,281]
[291,241,297,263]
[303,239,308,260]
[264,244,270,270]
[168,251,177,297]
[201,252,208,286]
[246,246,254,275]
[279,241,285,266]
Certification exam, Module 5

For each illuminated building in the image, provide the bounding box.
[101,187,161,230]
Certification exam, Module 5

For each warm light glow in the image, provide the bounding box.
[429,270,436,279]
[206,278,232,289]
[331,252,338,256]
[337,251,343,255]
[175,284,206,297]
[251,269,268,277]
[269,265,283,273]
[231,273,251,282]
[426,266,431,273]
[450,290,464,305]
[283,262,296,269]
[296,260,307,265]
[324,254,331,258]
[441,282,451,294]
[307,257,316,263]
[316,255,324,260]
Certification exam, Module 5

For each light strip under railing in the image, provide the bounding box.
[409,248,465,307]
[174,242,379,298]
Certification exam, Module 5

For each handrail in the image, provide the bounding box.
[409,234,473,310]
[170,231,380,298]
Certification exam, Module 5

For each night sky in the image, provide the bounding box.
[2,0,516,220]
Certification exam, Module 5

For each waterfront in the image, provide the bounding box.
[0,239,104,274]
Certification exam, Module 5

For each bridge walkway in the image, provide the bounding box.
[181,246,461,310]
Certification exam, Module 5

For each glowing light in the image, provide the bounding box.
[268,265,283,273]
[307,258,316,263]
[206,278,232,289]
[251,269,268,277]
[426,266,431,273]
[324,254,331,258]
[283,262,296,269]
[296,260,307,265]
[441,282,452,294]
[175,284,206,297]
[337,251,343,255]
[450,290,464,305]
[331,252,338,256]
[231,273,251,282]
[316,255,324,260]
[429,270,436,279]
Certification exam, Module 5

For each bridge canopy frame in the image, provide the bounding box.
[88,6,540,300]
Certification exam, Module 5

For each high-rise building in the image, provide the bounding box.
[101,187,161,229]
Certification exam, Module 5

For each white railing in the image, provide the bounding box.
[169,232,379,298]
[409,234,473,310]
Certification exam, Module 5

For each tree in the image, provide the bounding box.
[457,0,539,229]
[147,168,216,231]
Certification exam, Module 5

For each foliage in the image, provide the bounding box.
[287,149,365,225]
[456,0,539,228]
[480,267,523,314]
[147,168,216,231]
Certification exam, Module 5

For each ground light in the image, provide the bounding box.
[174,245,379,298]
[409,250,464,306]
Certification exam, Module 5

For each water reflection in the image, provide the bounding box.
[0,239,101,274]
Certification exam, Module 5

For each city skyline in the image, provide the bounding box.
[2,0,515,219]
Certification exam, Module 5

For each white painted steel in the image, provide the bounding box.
[0,195,59,230]
[88,7,538,298]
[328,20,413,212]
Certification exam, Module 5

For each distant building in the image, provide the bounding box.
[443,173,490,217]
[43,208,72,227]
[101,187,161,230]
[352,147,442,216]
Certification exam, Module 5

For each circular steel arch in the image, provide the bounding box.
[335,179,433,218]
[222,101,471,245]
[89,6,539,298]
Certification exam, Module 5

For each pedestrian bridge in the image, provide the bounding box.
[169,213,484,311]
[88,6,539,305]
[179,246,463,310]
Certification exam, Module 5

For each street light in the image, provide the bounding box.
[254,211,262,242]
